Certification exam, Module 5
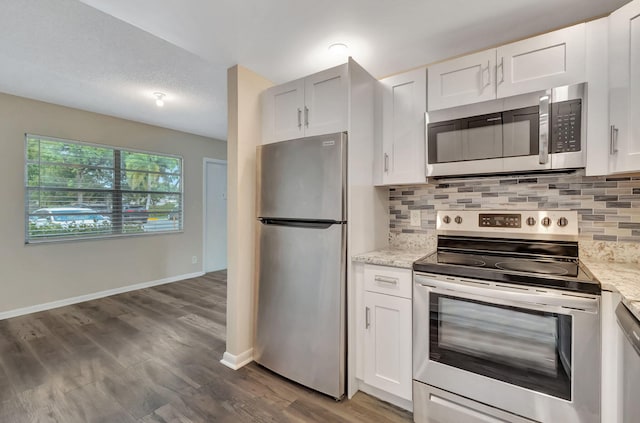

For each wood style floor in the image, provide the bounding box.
[0,271,413,422]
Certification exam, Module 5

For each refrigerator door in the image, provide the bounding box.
[254,220,346,398]
[257,132,346,221]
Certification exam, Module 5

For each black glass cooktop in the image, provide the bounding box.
[413,239,600,294]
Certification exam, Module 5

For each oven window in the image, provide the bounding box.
[430,294,572,400]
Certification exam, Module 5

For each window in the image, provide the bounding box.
[25,134,183,243]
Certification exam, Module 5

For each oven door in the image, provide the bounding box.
[413,272,600,423]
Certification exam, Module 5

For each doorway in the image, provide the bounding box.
[203,158,227,272]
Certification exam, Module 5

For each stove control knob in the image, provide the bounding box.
[558,217,569,227]
[526,217,537,226]
[442,215,451,224]
[454,216,463,224]
[541,217,552,227]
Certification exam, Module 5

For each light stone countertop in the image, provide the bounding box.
[581,259,640,322]
[352,249,640,322]
[351,248,433,269]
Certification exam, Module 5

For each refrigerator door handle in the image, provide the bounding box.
[258,218,340,229]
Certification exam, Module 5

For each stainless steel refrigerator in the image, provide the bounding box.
[254,132,347,399]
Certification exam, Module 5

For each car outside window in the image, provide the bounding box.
[25,135,183,243]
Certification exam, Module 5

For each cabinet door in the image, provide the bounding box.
[497,24,586,98]
[427,49,496,111]
[363,291,412,400]
[381,68,427,185]
[304,64,348,137]
[262,78,305,143]
[609,0,640,173]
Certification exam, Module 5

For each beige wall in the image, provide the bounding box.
[224,65,272,366]
[0,92,226,315]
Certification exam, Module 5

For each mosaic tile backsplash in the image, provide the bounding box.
[389,170,640,252]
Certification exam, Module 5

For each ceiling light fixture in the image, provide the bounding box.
[328,43,348,56]
[153,92,165,107]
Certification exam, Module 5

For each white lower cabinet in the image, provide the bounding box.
[361,264,413,402]
[363,291,412,400]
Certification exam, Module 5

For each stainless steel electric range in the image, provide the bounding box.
[412,210,601,423]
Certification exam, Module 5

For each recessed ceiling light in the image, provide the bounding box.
[153,92,165,107]
[328,43,348,55]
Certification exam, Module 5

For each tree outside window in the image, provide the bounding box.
[25,135,183,243]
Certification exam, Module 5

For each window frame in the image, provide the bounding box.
[24,133,184,244]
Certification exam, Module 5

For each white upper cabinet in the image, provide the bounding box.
[262,64,348,143]
[379,67,427,185]
[428,24,586,111]
[262,79,305,143]
[608,0,640,173]
[496,24,586,98]
[304,65,349,137]
[428,49,496,110]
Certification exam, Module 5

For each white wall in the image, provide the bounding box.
[223,65,272,369]
[0,92,226,315]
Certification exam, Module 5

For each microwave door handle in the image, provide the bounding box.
[539,91,550,165]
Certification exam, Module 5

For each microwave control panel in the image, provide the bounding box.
[551,99,581,153]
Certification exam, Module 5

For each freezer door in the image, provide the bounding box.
[254,220,346,398]
[257,133,346,221]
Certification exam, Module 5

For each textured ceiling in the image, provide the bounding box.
[0,0,631,140]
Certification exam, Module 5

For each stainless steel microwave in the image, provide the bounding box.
[426,84,585,177]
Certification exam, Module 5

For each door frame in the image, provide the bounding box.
[202,157,228,273]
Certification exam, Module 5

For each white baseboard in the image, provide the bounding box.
[357,381,413,412]
[0,271,205,321]
[220,348,254,370]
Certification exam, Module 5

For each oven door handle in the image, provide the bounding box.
[415,275,599,313]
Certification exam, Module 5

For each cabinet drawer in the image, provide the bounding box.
[364,265,412,299]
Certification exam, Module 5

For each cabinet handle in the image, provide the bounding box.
[365,306,371,329]
[610,125,619,155]
[482,61,491,89]
[297,108,302,129]
[375,275,398,285]
[486,60,491,86]
[384,153,389,172]
[304,106,309,128]
[497,57,504,84]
